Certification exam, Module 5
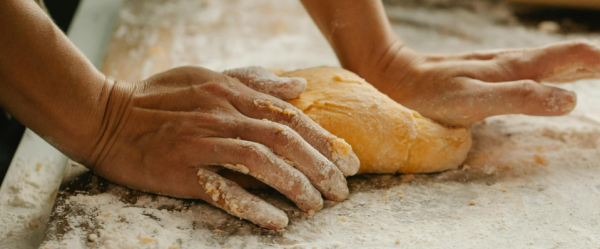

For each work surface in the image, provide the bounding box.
[12,0,600,248]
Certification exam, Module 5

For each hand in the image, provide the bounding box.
[355,40,600,126]
[84,66,360,230]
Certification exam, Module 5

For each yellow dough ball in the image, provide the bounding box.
[283,67,471,174]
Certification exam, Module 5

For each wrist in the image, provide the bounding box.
[344,40,425,105]
[336,32,402,73]
[346,37,419,86]
[83,78,137,169]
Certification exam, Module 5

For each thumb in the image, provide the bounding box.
[223,66,307,100]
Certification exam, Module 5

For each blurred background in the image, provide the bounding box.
[383,0,600,33]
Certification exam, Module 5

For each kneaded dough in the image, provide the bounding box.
[282,67,472,174]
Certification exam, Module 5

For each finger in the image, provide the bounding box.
[514,41,600,82]
[196,168,288,230]
[234,117,349,201]
[200,137,324,212]
[455,41,600,83]
[458,78,577,122]
[108,157,288,229]
[229,89,360,177]
[223,66,307,100]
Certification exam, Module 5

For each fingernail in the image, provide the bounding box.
[197,169,288,230]
[335,151,361,177]
[325,173,349,202]
[560,91,577,113]
[237,196,289,230]
[255,204,289,230]
[291,179,324,212]
[329,137,361,176]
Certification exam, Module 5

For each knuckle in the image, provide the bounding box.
[497,52,522,68]
[203,79,237,96]
[567,40,594,51]
[410,64,428,76]
[196,112,229,126]
[274,125,296,143]
[238,142,269,162]
[202,81,225,92]
[195,112,221,123]
[194,113,240,135]
[264,122,296,147]
[516,80,537,103]
[463,52,492,60]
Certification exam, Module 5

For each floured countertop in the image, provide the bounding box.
[12,0,600,248]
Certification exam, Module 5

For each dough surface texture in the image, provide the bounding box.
[282,67,472,174]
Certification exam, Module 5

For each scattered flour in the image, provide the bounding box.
[0,148,64,248]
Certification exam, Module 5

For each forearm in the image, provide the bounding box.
[300,0,404,74]
[0,0,111,162]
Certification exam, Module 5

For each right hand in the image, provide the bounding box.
[353,40,600,126]
[84,66,360,230]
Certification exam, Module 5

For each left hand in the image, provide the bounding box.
[351,40,600,126]
[86,66,359,230]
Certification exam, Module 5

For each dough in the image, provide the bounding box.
[281,67,472,174]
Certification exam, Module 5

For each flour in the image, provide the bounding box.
[0,152,63,249]
[27,0,600,248]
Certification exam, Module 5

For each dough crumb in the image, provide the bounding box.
[538,20,560,33]
[140,238,155,243]
[533,155,550,166]
[221,163,250,174]
[254,99,288,113]
[331,74,364,84]
[36,163,42,171]
[469,200,476,206]
[28,220,40,229]
[384,190,390,204]
[395,239,401,244]
[277,155,295,166]
[462,164,470,171]
[276,125,285,132]
[88,234,98,242]
[329,137,352,160]
[332,74,344,81]
[283,109,297,116]
[307,210,315,216]
[213,229,224,234]
[533,155,549,166]
[500,189,508,193]
[337,216,347,222]
[396,190,403,195]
